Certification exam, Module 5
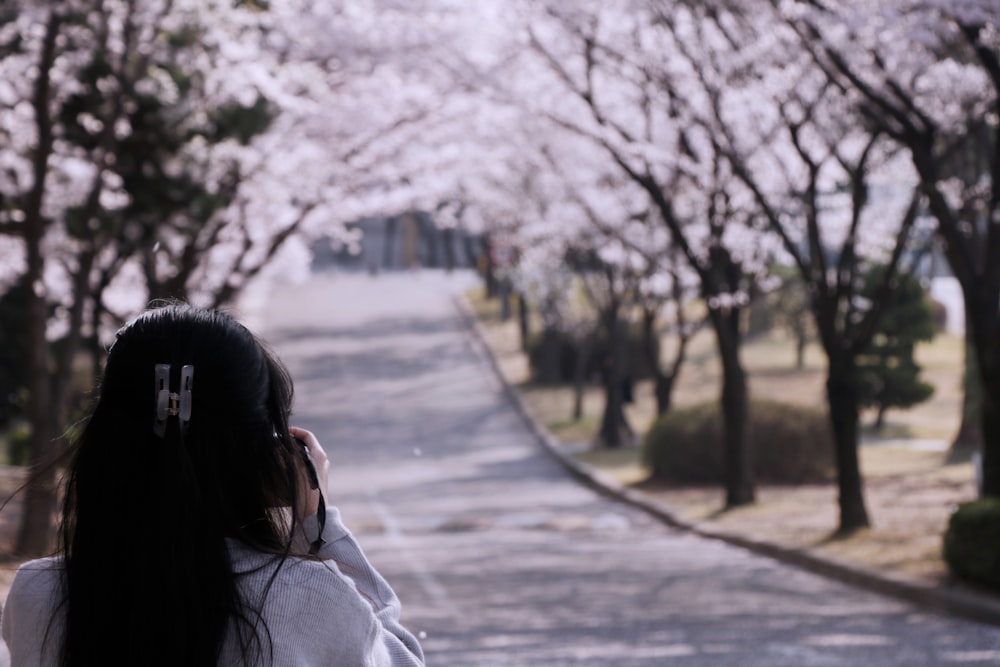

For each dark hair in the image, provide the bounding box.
[56,304,306,666]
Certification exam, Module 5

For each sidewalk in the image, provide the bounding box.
[455,294,1000,629]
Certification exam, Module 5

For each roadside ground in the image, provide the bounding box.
[462,288,1000,621]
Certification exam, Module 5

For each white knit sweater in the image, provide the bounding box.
[1,506,425,666]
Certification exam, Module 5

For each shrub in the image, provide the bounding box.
[642,399,835,484]
[943,499,1000,589]
[526,323,657,385]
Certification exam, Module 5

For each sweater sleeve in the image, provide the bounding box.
[2,557,65,667]
[298,505,426,666]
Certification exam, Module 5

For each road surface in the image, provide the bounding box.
[252,269,1000,667]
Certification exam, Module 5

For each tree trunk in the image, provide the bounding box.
[977,350,1000,499]
[598,308,629,448]
[571,334,592,421]
[482,237,497,298]
[499,278,511,321]
[538,326,562,385]
[874,404,886,431]
[640,305,681,416]
[961,282,1000,498]
[641,308,666,416]
[599,380,623,448]
[949,322,982,461]
[654,374,675,417]
[826,361,871,533]
[910,143,1000,497]
[517,292,529,352]
[17,11,61,558]
[18,274,59,557]
[711,308,754,507]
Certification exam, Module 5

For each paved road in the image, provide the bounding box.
[253,270,1000,667]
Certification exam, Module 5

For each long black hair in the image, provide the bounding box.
[56,304,308,666]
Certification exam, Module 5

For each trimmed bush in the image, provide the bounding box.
[943,499,1000,589]
[642,399,835,484]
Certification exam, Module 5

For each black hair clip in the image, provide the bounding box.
[153,364,194,437]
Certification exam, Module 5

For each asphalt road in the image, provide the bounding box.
[253,269,1000,667]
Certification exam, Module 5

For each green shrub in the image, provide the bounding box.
[943,499,1000,589]
[642,399,835,484]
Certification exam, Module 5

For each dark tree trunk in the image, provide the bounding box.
[571,333,592,421]
[976,343,1000,498]
[826,361,871,533]
[517,292,529,352]
[17,11,61,558]
[640,308,668,416]
[599,383,623,449]
[957,279,1000,498]
[538,326,562,385]
[482,237,498,298]
[950,321,982,460]
[908,139,1000,498]
[711,308,754,507]
[874,404,887,431]
[641,305,684,416]
[598,308,631,448]
[654,374,675,416]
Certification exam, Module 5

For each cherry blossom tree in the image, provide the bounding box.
[776,0,1000,498]
[1,3,117,556]
[0,0,497,555]
[542,146,699,424]
[645,0,929,531]
[515,0,777,505]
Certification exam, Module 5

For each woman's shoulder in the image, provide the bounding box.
[6,556,64,618]
[9,557,64,595]
[3,557,65,654]
[14,556,63,571]
[230,542,366,596]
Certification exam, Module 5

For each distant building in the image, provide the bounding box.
[310,211,484,273]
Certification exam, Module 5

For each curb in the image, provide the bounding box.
[454,294,1000,629]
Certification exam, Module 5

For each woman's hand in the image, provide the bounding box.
[289,426,330,518]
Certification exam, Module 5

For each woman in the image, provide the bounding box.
[1,305,425,666]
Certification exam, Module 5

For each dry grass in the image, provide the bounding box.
[466,288,982,588]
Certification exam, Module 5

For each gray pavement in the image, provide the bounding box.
[253,269,1000,667]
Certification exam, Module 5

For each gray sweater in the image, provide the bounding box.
[1,506,425,666]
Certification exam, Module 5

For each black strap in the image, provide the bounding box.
[309,493,327,556]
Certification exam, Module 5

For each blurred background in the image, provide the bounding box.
[0,0,998,597]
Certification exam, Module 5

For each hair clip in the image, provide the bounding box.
[153,364,194,437]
